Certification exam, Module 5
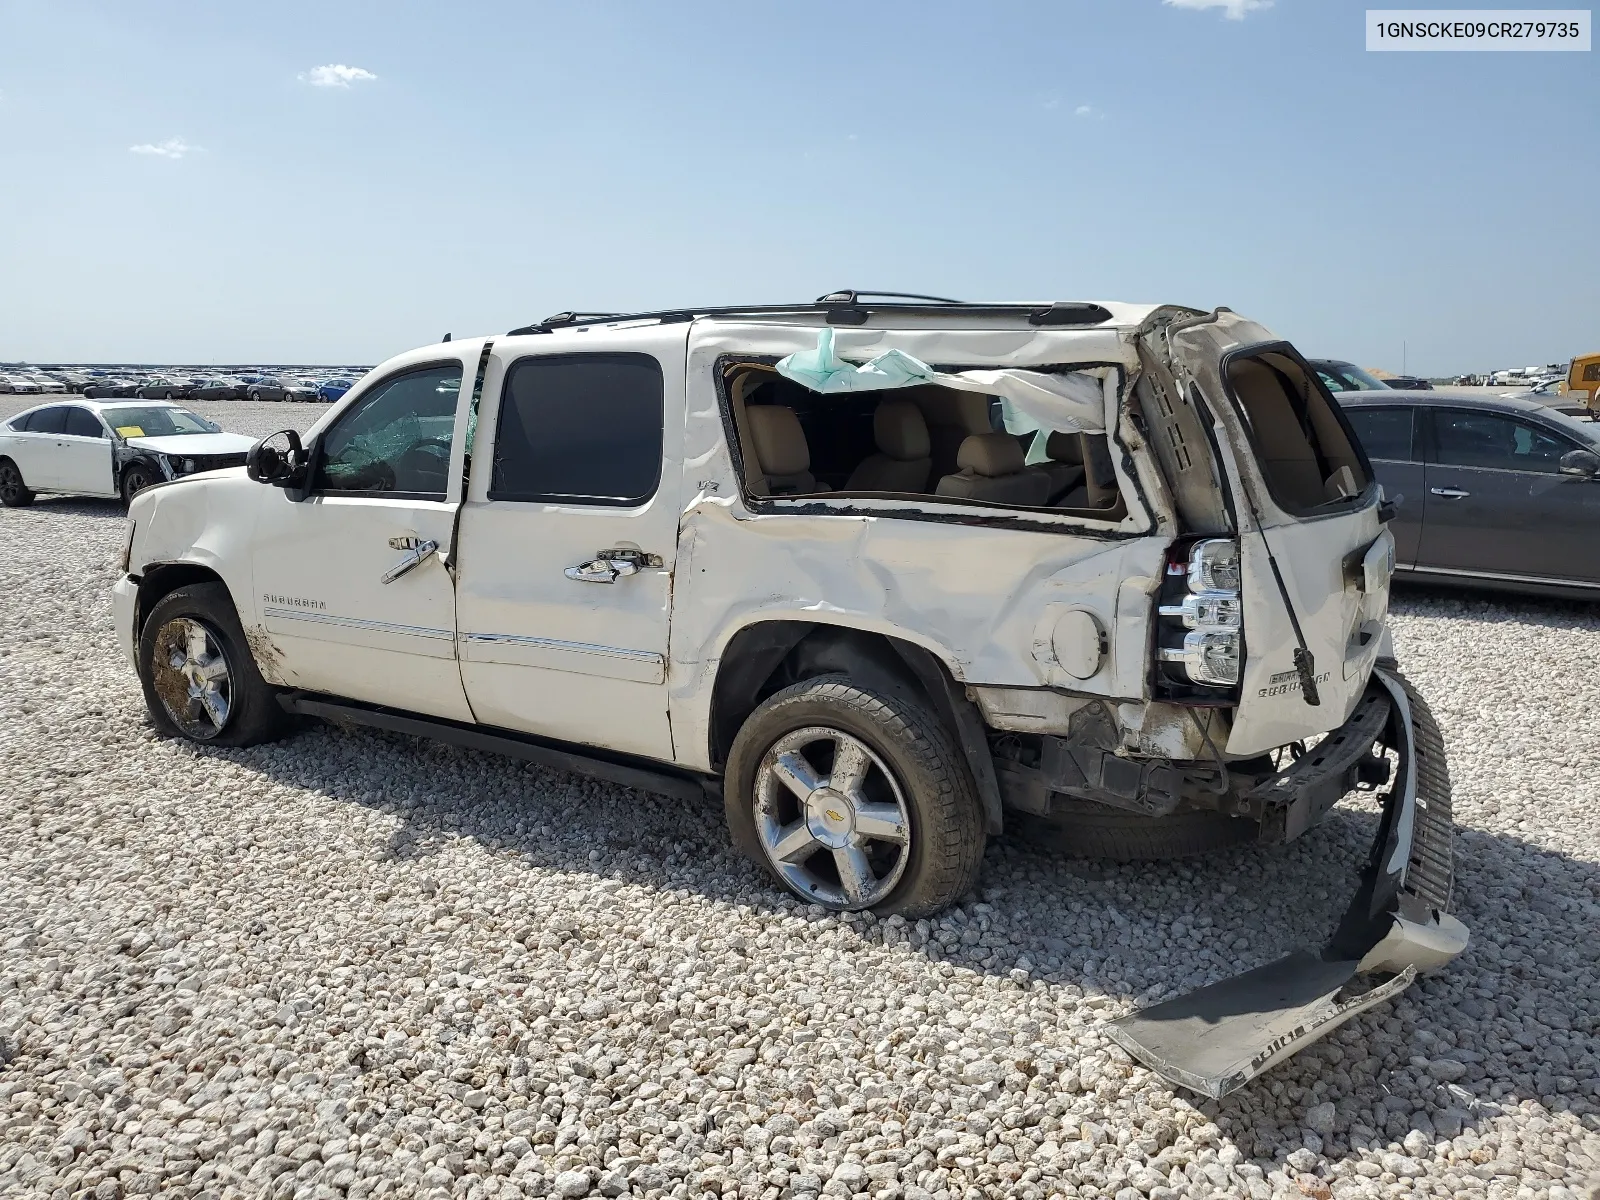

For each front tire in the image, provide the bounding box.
[0,459,36,507]
[725,675,985,917]
[137,582,289,747]
[121,464,158,505]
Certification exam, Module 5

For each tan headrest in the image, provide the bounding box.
[873,399,930,462]
[748,405,810,477]
[955,432,1025,478]
[1045,430,1083,464]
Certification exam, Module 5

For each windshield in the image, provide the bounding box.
[1313,360,1391,393]
[100,406,217,437]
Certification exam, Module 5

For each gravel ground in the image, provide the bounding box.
[2,396,1598,1200]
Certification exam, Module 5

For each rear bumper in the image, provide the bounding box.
[1108,663,1467,1098]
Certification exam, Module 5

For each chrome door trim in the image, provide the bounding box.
[262,607,456,640]
[459,631,663,664]
[1393,564,1600,590]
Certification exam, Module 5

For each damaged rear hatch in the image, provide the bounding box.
[1110,312,1465,1098]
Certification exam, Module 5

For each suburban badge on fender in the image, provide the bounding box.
[262,594,327,610]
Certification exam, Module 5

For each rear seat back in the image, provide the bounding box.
[935,433,1051,506]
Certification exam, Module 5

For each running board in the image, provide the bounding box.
[277,692,708,804]
[1107,954,1415,1099]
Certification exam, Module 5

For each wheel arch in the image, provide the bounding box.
[708,620,1004,834]
[134,562,230,640]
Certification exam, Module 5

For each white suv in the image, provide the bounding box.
[113,294,1466,1096]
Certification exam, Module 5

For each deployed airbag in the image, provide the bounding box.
[776,328,1106,433]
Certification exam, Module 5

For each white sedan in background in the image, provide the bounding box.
[0,400,257,507]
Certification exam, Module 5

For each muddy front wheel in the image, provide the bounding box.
[137,582,289,747]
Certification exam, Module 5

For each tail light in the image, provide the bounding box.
[1157,538,1242,690]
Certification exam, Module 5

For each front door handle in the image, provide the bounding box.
[1429,487,1471,499]
[381,538,439,584]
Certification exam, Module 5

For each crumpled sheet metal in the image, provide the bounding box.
[775,326,1107,433]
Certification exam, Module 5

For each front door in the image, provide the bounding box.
[452,328,687,761]
[248,354,476,721]
[58,405,116,495]
[1417,406,1600,586]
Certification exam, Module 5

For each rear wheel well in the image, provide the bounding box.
[709,621,1003,833]
[135,563,227,638]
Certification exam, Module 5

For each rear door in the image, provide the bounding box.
[1418,406,1600,586]
[56,406,116,495]
[452,328,687,761]
[11,406,70,488]
[1341,404,1423,566]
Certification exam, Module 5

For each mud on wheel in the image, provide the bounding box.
[724,674,985,918]
[137,582,290,748]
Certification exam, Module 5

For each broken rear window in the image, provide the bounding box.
[1222,347,1371,516]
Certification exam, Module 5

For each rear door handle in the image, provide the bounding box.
[564,547,662,584]
[1429,487,1470,499]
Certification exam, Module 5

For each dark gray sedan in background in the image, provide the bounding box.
[1341,393,1600,599]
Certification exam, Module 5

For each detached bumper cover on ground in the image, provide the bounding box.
[1107,664,1468,1098]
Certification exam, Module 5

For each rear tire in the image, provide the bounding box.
[0,459,36,507]
[137,582,289,747]
[725,674,985,917]
[1012,800,1255,861]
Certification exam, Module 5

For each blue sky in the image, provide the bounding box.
[1,0,1595,373]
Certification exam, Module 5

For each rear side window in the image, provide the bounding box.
[1223,348,1371,514]
[490,353,663,506]
[1344,407,1414,461]
[64,407,105,438]
[24,406,68,434]
[1430,410,1574,474]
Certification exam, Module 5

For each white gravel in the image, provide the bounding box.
[2,399,1598,1199]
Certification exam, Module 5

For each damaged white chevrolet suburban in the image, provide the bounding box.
[112,293,1467,1096]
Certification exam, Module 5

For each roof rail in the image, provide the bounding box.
[505,296,1113,336]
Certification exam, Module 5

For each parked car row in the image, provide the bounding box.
[1,367,364,403]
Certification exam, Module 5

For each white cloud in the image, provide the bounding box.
[129,137,198,159]
[1074,104,1095,117]
[1162,0,1273,19]
[301,64,378,88]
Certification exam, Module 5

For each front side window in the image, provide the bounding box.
[1430,410,1575,474]
[64,407,105,438]
[490,353,663,506]
[318,363,462,497]
[1344,406,1414,461]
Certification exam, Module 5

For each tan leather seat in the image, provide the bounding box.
[845,399,933,492]
[935,433,1051,506]
[746,405,824,496]
[1031,430,1087,502]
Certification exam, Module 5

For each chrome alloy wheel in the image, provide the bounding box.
[753,726,912,910]
[150,617,234,739]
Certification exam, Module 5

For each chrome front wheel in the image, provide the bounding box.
[149,617,234,739]
[753,725,912,910]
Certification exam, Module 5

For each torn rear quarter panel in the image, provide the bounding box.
[667,321,1178,772]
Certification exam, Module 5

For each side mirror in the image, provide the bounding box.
[1377,486,1404,524]
[1559,448,1600,478]
[247,429,307,487]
